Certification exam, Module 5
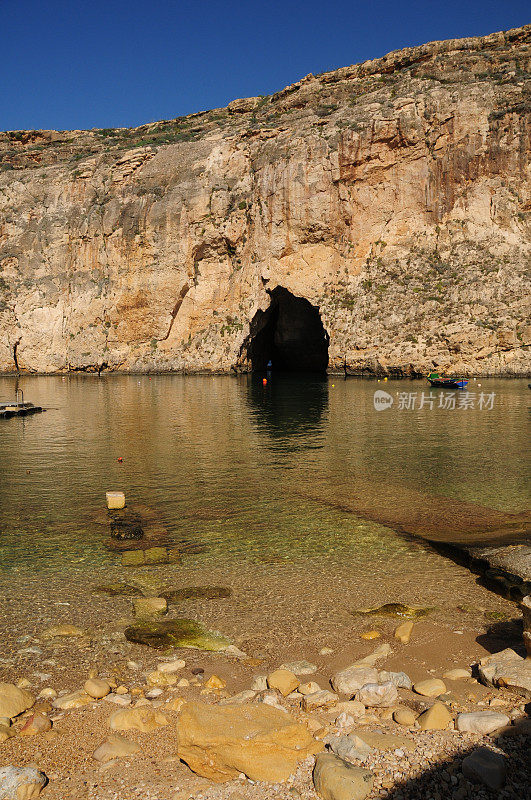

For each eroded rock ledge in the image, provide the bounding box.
[1,25,530,374]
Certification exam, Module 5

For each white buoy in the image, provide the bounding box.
[106,491,125,510]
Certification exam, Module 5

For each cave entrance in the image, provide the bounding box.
[247,287,329,373]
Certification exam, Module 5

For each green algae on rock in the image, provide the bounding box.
[353,603,433,619]
[124,619,230,650]
[161,586,232,603]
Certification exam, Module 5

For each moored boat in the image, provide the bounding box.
[427,372,468,389]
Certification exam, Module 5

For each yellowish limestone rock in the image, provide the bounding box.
[108,706,169,732]
[417,701,453,730]
[0,684,35,719]
[394,621,414,643]
[177,701,323,782]
[204,675,226,690]
[267,669,300,697]
[413,678,447,697]
[84,679,111,699]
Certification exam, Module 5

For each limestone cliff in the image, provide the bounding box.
[0,25,530,375]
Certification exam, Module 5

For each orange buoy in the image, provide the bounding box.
[262,378,267,386]
[117,457,123,462]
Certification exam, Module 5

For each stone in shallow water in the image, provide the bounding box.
[177,701,323,782]
[313,752,374,800]
[353,603,432,619]
[93,583,143,597]
[124,619,230,651]
[161,586,232,602]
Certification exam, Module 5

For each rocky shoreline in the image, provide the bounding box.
[0,592,530,800]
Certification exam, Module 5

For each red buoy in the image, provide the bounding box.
[262,378,267,386]
[117,457,123,462]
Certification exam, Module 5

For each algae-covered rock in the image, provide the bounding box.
[124,619,230,650]
[162,586,232,603]
[353,603,432,619]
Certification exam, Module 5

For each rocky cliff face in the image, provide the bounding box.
[1,25,530,375]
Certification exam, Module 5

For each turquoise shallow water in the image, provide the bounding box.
[0,375,528,574]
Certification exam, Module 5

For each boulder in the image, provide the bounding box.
[456,710,510,734]
[393,708,417,726]
[327,733,374,763]
[108,706,169,732]
[19,712,51,736]
[413,678,446,697]
[330,667,378,696]
[416,701,453,730]
[93,733,141,762]
[357,681,398,708]
[313,752,374,800]
[0,766,47,799]
[52,691,92,710]
[462,746,506,789]
[299,681,321,695]
[478,648,531,699]
[378,670,412,689]
[84,678,111,699]
[442,668,471,680]
[394,621,414,643]
[177,701,323,782]
[301,690,339,711]
[267,669,299,697]
[0,684,35,719]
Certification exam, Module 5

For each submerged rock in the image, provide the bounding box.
[177,701,323,782]
[93,583,143,597]
[353,603,432,619]
[161,586,232,602]
[124,619,230,650]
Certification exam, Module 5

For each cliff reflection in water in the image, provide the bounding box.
[245,374,329,452]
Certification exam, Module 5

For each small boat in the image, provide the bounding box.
[427,372,468,390]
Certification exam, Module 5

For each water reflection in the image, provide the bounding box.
[245,374,329,451]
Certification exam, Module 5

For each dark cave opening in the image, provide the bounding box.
[246,287,329,373]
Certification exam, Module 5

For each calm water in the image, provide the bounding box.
[0,375,528,654]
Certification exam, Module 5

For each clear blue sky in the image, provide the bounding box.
[1,0,528,132]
